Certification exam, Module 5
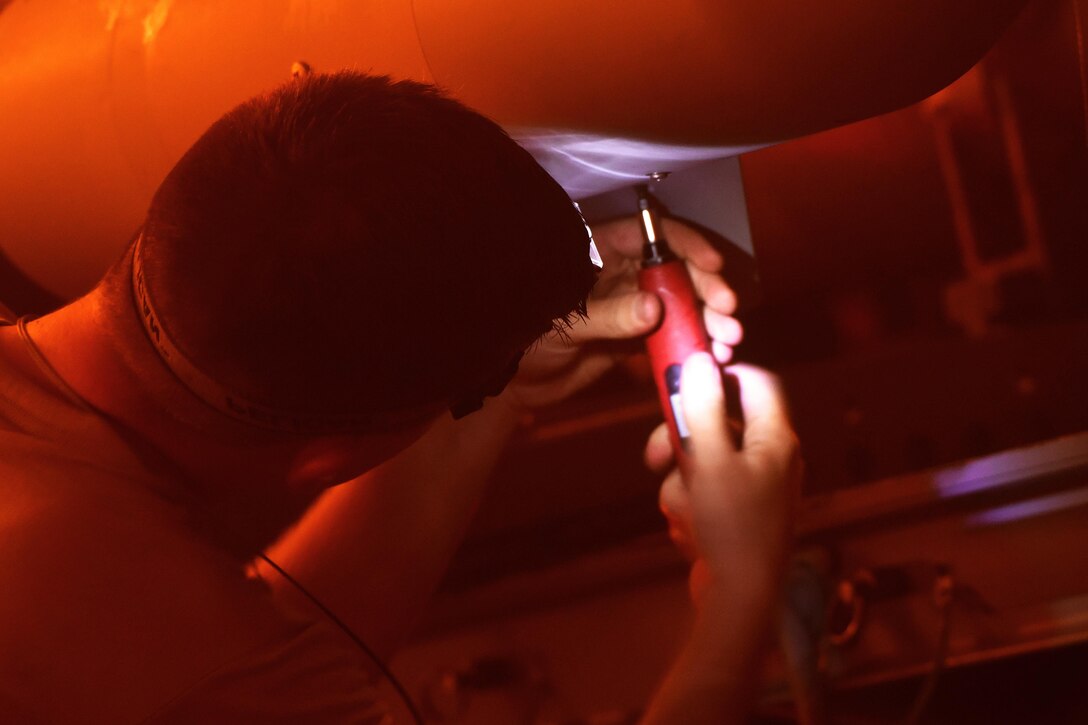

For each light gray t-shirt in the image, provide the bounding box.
[0,315,395,723]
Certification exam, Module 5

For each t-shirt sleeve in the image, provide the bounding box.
[142,619,403,725]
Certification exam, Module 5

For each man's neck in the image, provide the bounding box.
[25,295,318,560]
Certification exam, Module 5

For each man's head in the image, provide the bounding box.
[115,71,597,434]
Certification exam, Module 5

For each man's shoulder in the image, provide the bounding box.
[0,474,372,722]
[0,400,388,721]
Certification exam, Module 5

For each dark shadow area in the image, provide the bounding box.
[0,246,64,317]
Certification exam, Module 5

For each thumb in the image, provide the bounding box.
[679,352,731,466]
[567,291,660,343]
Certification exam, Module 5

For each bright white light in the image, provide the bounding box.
[573,201,604,269]
[588,239,604,269]
[640,208,656,243]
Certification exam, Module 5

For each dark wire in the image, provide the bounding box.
[903,575,954,725]
[257,553,425,725]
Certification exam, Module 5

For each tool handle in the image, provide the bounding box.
[639,260,712,469]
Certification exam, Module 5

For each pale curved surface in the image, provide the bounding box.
[0,0,1027,298]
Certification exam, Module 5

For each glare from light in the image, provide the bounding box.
[640,208,656,243]
[967,488,1088,527]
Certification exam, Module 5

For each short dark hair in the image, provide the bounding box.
[134,72,597,421]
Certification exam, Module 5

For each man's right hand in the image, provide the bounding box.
[645,353,801,606]
[640,354,801,724]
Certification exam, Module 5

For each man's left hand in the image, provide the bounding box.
[503,216,743,410]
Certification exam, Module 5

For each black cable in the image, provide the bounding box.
[903,573,954,725]
[257,553,425,725]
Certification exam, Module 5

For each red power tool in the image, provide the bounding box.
[636,186,717,468]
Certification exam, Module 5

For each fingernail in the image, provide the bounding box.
[637,293,659,325]
[686,351,715,374]
[682,352,722,408]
